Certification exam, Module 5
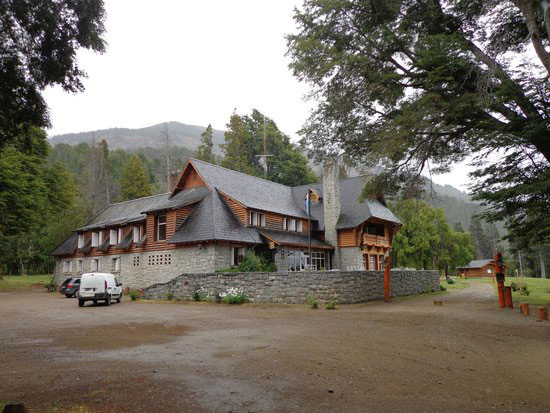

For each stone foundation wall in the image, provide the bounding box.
[142,269,440,304]
[54,244,234,289]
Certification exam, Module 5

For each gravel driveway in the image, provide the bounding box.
[1,282,549,412]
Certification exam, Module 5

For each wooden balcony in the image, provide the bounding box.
[363,234,390,249]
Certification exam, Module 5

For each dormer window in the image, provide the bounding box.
[77,233,84,249]
[249,211,265,227]
[91,232,99,247]
[156,214,167,241]
[283,218,297,232]
[133,226,140,243]
[110,229,118,245]
[297,221,303,232]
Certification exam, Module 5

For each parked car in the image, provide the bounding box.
[59,277,80,298]
[78,272,123,307]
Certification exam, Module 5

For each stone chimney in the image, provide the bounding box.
[322,157,341,269]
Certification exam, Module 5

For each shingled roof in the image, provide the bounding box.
[191,159,309,219]
[258,229,333,250]
[169,188,262,245]
[51,232,78,256]
[458,259,495,269]
[291,176,401,230]
[142,186,209,213]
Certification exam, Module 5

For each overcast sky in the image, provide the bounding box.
[43,0,473,190]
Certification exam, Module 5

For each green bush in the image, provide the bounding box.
[447,278,455,285]
[510,282,519,292]
[307,295,318,309]
[519,283,530,296]
[220,287,247,304]
[440,285,447,291]
[192,286,208,302]
[166,291,175,301]
[128,290,140,301]
[44,276,56,292]
[218,253,277,273]
[325,300,337,310]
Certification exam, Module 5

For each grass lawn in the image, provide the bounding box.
[0,275,51,292]
[440,277,470,290]
[469,276,550,306]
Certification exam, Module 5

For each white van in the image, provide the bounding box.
[78,272,123,307]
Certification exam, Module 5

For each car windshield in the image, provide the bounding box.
[62,278,71,286]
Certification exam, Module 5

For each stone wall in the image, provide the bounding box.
[54,244,234,289]
[142,269,440,304]
[338,247,365,271]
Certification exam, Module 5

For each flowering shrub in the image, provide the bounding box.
[192,286,208,302]
[219,287,247,304]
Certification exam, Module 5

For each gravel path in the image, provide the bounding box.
[1,282,549,412]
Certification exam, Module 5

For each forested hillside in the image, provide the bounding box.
[49,121,225,152]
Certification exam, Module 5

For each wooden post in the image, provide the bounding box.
[495,252,506,308]
[504,286,513,309]
[537,307,548,321]
[384,256,390,303]
[520,302,529,316]
[497,281,506,308]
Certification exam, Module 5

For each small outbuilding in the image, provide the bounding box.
[457,259,500,278]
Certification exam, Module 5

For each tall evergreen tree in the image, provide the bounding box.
[469,216,493,259]
[221,109,317,186]
[196,124,214,162]
[120,155,153,201]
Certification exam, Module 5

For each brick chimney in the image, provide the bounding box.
[322,157,341,269]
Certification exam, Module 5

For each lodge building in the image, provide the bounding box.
[52,159,402,288]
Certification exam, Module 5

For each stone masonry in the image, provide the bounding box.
[142,270,440,304]
[322,158,341,269]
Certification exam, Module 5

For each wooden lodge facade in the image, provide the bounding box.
[52,159,402,288]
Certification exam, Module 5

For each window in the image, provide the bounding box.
[156,214,167,241]
[133,226,140,243]
[77,260,83,272]
[63,260,71,273]
[379,255,385,271]
[91,259,100,272]
[287,250,309,271]
[365,223,385,236]
[297,221,303,232]
[369,255,376,271]
[98,231,103,245]
[147,254,172,266]
[133,256,140,266]
[232,247,245,266]
[91,232,99,247]
[112,257,120,271]
[110,229,118,245]
[249,211,266,227]
[284,218,297,232]
[77,233,84,249]
[310,251,326,270]
[118,228,123,244]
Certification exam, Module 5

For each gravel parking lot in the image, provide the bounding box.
[1,283,549,412]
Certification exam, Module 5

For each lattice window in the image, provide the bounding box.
[147,254,172,266]
[133,256,140,266]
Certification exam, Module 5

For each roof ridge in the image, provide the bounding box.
[191,158,293,189]
[106,192,169,207]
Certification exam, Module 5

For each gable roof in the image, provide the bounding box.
[51,232,78,256]
[291,176,401,230]
[190,159,309,219]
[169,188,262,245]
[458,259,495,269]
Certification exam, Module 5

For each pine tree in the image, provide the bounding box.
[469,216,493,259]
[196,124,214,162]
[120,155,153,201]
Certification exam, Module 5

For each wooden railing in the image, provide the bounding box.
[363,234,390,248]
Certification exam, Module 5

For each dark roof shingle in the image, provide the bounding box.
[258,229,333,250]
[51,232,78,256]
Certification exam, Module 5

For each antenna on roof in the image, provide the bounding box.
[255,114,273,178]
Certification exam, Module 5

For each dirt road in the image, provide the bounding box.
[1,283,549,412]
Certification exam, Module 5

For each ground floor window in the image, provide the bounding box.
[379,255,385,271]
[112,257,120,271]
[286,250,326,271]
[91,259,100,272]
[369,255,376,271]
[77,260,83,272]
[310,251,326,270]
[63,260,72,273]
[232,247,245,266]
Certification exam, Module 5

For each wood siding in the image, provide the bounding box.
[220,192,248,225]
[181,167,206,189]
[175,205,194,228]
[338,227,359,247]
[145,210,177,251]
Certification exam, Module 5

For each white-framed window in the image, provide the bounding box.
[284,218,296,232]
[77,233,84,249]
[98,231,103,245]
[110,229,118,245]
[297,221,303,232]
[369,255,376,271]
[112,257,120,271]
[91,232,99,247]
[63,260,71,273]
[310,251,326,270]
[118,228,123,243]
[156,214,167,241]
[77,260,83,273]
[249,211,266,227]
[379,255,386,271]
[232,247,245,266]
[91,259,100,272]
[133,226,140,243]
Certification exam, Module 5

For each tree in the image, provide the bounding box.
[196,124,214,162]
[0,1,106,151]
[391,199,474,272]
[469,216,493,259]
[221,109,318,186]
[287,0,550,243]
[120,155,153,201]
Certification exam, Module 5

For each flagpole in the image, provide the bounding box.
[308,190,312,270]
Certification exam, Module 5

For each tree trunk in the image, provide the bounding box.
[540,248,547,279]
[518,250,524,277]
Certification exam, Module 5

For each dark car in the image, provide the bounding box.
[59,277,80,298]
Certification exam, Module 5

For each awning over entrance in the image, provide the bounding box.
[258,229,334,250]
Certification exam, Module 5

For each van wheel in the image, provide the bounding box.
[65,294,71,298]
[105,295,111,306]
[116,295,121,303]
[78,299,84,307]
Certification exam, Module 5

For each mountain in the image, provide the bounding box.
[49,121,225,152]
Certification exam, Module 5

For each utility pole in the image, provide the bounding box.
[161,123,171,191]
[255,114,272,178]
